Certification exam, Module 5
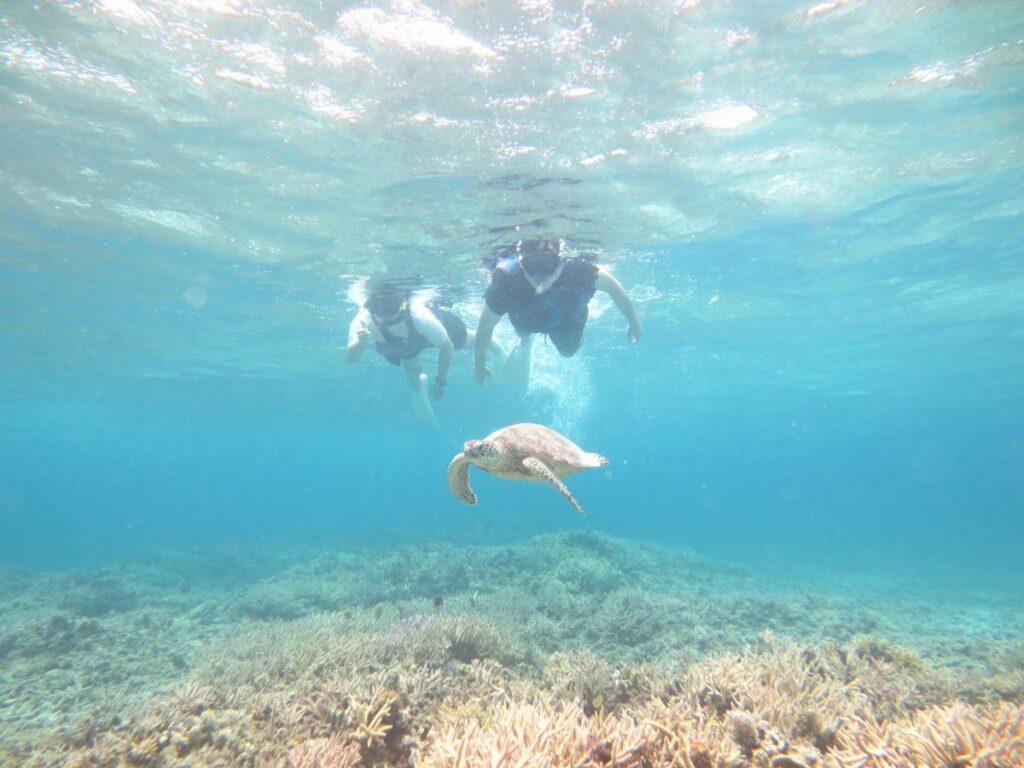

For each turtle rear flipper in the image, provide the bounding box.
[522,456,586,516]
[447,453,477,505]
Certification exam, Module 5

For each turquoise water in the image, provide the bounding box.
[2,6,1023,580]
[3,4,1024,763]
[3,222,1022,579]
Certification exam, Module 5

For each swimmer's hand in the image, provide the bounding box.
[627,319,643,343]
[474,362,490,385]
[357,328,372,345]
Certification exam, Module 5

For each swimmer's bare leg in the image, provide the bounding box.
[403,356,438,426]
[503,333,533,392]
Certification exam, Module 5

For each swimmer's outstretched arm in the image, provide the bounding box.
[596,269,642,342]
[474,305,502,384]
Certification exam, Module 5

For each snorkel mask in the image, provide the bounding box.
[366,291,406,327]
[518,238,565,294]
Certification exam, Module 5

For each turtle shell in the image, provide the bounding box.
[486,423,605,477]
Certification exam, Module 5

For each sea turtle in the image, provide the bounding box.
[447,423,608,516]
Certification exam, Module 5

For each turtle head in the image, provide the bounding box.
[464,438,504,469]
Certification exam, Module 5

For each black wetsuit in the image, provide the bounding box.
[376,302,468,366]
[484,257,599,357]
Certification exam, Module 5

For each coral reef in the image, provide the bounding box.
[0,532,1022,766]
[544,649,622,714]
[59,571,138,617]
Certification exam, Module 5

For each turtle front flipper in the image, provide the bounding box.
[447,453,477,505]
[522,456,586,516]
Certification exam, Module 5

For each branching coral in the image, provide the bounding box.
[544,649,622,715]
[834,702,1024,768]
[285,734,360,768]
[383,613,515,666]
[5,531,1023,768]
[423,700,652,768]
[590,589,670,651]
[15,629,1024,768]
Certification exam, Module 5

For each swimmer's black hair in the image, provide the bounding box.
[365,278,460,315]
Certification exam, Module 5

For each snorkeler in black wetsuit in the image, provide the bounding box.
[473,238,642,388]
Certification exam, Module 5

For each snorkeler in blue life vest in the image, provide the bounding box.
[348,288,505,424]
[473,238,642,389]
